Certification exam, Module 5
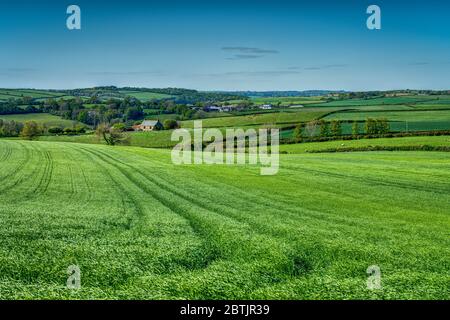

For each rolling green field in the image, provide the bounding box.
[249,96,324,106]
[0,140,449,299]
[182,108,337,128]
[280,135,450,153]
[0,113,78,127]
[311,95,449,107]
[324,109,450,122]
[120,91,174,101]
[0,89,64,100]
[320,109,450,133]
[39,130,179,148]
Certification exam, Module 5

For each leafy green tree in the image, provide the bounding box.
[365,118,377,134]
[20,121,40,140]
[319,120,330,137]
[293,123,304,142]
[48,127,63,134]
[112,123,126,131]
[77,110,89,123]
[352,121,359,136]
[331,120,342,137]
[96,123,129,146]
[125,107,144,120]
[305,120,319,138]
[163,119,178,130]
[377,118,390,134]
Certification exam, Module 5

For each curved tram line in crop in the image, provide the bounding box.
[0,140,449,299]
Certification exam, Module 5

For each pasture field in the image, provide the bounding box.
[321,109,450,133]
[282,120,450,138]
[280,135,450,153]
[39,130,179,149]
[120,91,174,101]
[0,89,64,99]
[0,113,77,127]
[311,95,447,107]
[181,108,337,128]
[0,140,448,299]
[410,104,450,110]
[249,96,325,106]
[324,109,450,122]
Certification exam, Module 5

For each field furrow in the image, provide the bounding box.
[0,140,449,299]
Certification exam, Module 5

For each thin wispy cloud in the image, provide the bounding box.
[303,64,348,71]
[222,47,279,54]
[222,46,279,60]
[208,70,301,77]
[87,71,165,76]
[226,54,264,60]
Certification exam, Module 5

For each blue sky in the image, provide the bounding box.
[0,0,449,90]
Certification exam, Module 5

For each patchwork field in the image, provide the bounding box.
[280,135,450,153]
[324,110,450,122]
[0,113,78,127]
[120,91,174,101]
[182,108,337,128]
[39,130,179,149]
[0,140,449,299]
[0,89,64,101]
[311,95,450,107]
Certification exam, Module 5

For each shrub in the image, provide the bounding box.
[319,120,330,137]
[48,127,63,135]
[164,119,179,130]
[20,121,41,140]
[63,128,76,135]
[331,120,342,136]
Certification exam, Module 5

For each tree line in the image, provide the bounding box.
[293,118,390,142]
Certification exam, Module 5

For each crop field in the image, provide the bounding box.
[311,95,447,107]
[280,135,450,153]
[0,113,77,127]
[0,89,64,100]
[324,110,450,122]
[283,120,450,138]
[249,96,325,106]
[39,130,179,149]
[0,140,449,299]
[182,108,337,129]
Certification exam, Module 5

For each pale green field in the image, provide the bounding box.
[120,91,174,101]
[39,130,179,148]
[0,89,64,99]
[0,113,77,127]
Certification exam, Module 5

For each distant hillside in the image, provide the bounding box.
[211,90,348,97]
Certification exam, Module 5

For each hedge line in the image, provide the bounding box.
[306,145,450,154]
[281,130,450,144]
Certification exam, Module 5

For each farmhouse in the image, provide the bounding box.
[204,105,222,112]
[260,104,273,110]
[133,120,163,131]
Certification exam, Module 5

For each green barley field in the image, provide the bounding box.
[0,139,449,299]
